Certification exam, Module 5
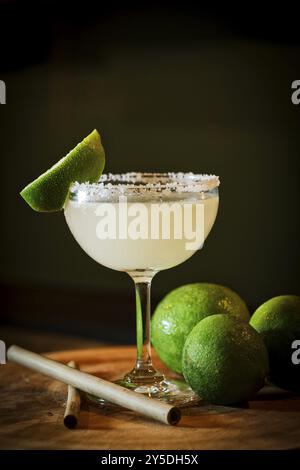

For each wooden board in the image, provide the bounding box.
[0,346,299,450]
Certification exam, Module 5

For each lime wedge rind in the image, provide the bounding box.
[20,129,105,212]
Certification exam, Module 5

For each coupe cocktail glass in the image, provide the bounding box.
[64,173,219,404]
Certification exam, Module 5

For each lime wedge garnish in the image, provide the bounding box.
[20,129,105,212]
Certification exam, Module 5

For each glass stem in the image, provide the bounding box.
[134,277,152,367]
[125,271,164,385]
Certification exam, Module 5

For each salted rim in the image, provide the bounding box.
[69,172,220,199]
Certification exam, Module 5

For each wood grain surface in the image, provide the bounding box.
[0,346,299,450]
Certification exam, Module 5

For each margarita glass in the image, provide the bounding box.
[64,173,219,403]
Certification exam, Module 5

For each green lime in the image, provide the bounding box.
[250,295,300,392]
[151,283,250,375]
[182,314,269,405]
[20,129,105,212]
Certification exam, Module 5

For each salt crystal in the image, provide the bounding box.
[70,172,220,201]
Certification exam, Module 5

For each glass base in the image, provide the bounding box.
[87,375,201,408]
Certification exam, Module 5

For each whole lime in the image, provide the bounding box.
[250,295,300,392]
[182,314,269,405]
[151,283,250,375]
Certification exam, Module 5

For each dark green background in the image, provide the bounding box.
[0,4,299,343]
